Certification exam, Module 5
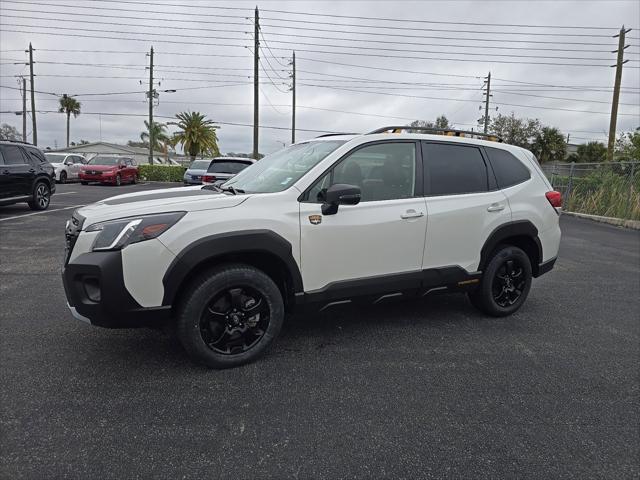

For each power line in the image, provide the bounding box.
[256,15,621,38]
[300,84,640,116]
[256,28,626,53]
[257,21,630,47]
[258,7,628,31]
[1,0,248,20]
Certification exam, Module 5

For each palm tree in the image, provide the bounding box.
[141,121,169,152]
[170,111,220,160]
[58,95,81,147]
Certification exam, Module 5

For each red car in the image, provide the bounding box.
[79,156,138,186]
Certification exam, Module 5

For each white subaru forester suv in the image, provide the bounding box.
[62,127,561,368]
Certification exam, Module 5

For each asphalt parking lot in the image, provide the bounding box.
[1,182,639,479]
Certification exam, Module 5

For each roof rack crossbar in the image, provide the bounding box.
[367,126,502,142]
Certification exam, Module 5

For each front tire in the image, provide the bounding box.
[81,181,88,185]
[115,174,121,186]
[469,245,532,317]
[58,171,67,184]
[27,181,50,210]
[176,264,284,369]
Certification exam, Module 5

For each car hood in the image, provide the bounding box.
[49,162,63,167]
[77,186,249,227]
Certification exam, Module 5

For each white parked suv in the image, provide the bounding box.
[44,152,87,183]
[62,127,561,368]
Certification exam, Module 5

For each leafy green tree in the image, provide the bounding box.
[532,127,567,163]
[489,113,541,148]
[409,115,452,131]
[614,128,640,161]
[170,111,220,160]
[574,141,607,163]
[58,95,81,147]
[0,123,20,141]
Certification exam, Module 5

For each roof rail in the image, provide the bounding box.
[315,132,359,138]
[368,126,502,142]
[1,138,32,145]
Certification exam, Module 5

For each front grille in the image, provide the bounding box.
[64,211,85,265]
[86,170,102,175]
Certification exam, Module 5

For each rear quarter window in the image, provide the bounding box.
[0,145,27,165]
[422,142,489,195]
[485,147,531,189]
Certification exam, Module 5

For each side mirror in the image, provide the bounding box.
[119,164,126,169]
[64,159,73,166]
[321,183,361,215]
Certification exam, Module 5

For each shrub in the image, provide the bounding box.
[138,164,186,182]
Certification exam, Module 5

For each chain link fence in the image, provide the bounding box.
[541,162,640,221]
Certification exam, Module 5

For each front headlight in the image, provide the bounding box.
[85,212,186,251]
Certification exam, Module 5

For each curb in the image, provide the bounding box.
[562,211,640,230]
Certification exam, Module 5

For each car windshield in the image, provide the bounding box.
[208,161,250,174]
[223,141,345,193]
[44,154,66,163]
[189,160,211,170]
[89,157,120,166]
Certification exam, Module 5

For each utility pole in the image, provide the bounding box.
[28,43,37,145]
[21,77,27,142]
[607,26,630,162]
[291,51,296,144]
[253,7,259,159]
[483,71,491,134]
[148,46,154,164]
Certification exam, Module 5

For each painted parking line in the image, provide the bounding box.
[53,192,77,196]
[0,205,85,223]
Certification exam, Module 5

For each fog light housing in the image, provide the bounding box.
[83,276,101,302]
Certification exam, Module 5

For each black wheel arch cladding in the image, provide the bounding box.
[480,220,542,274]
[161,229,304,306]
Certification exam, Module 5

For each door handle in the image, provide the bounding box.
[487,203,506,212]
[401,210,424,219]
[28,168,36,173]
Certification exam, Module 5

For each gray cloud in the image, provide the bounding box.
[0,0,638,154]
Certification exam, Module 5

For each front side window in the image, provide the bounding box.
[74,156,86,164]
[0,145,27,165]
[423,143,488,195]
[224,140,345,194]
[307,142,417,202]
[485,147,531,188]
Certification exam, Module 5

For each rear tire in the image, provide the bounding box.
[132,174,138,184]
[176,264,284,369]
[58,171,67,184]
[469,245,532,317]
[27,181,50,211]
[115,174,121,186]
[81,181,88,185]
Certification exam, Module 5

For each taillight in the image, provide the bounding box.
[545,190,562,209]
[202,174,216,183]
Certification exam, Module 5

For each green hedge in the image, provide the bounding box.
[138,164,186,182]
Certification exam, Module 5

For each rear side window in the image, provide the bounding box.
[208,161,250,174]
[0,149,4,165]
[0,145,27,165]
[422,142,489,195]
[485,147,531,188]
[25,148,45,165]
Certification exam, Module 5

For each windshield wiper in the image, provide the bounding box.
[221,185,245,195]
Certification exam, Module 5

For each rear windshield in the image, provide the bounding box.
[189,160,211,170]
[207,161,250,174]
[44,153,66,163]
[89,157,120,165]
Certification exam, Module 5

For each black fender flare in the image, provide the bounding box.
[479,220,542,272]
[161,229,303,306]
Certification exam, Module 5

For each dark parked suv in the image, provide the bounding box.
[0,140,56,210]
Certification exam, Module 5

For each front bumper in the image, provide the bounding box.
[62,250,171,328]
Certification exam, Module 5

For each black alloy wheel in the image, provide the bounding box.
[492,259,527,307]
[59,171,67,184]
[468,245,532,317]
[28,182,50,210]
[200,286,270,355]
[176,264,284,368]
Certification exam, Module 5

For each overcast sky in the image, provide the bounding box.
[0,0,639,155]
